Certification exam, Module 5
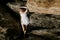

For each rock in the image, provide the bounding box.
[0,0,60,40]
[29,13,60,29]
[30,30,54,35]
[0,26,7,40]
[27,0,60,15]
[0,3,22,40]
[26,13,60,40]
[7,3,21,13]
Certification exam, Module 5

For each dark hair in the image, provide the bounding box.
[20,8,26,12]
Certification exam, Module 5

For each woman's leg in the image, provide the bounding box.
[22,24,27,35]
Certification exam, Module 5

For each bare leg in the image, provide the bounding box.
[22,24,27,35]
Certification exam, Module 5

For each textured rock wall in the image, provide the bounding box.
[27,0,60,15]
[0,4,22,40]
[0,0,60,40]
[29,13,60,28]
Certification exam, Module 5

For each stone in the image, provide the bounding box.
[29,13,60,28]
[27,0,60,15]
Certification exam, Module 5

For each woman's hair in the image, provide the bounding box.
[20,8,26,12]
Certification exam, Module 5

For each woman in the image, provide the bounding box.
[19,6,29,35]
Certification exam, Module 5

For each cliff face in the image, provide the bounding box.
[27,0,60,15]
[0,0,60,40]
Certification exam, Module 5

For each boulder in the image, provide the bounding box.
[27,0,60,15]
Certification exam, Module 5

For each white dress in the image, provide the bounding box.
[19,10,29,26]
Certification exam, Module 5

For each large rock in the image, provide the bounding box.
[27,0,60,15]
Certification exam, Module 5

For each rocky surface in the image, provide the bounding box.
[0,0,60,40]
[25,13,60,40]
[30,13,60,28]
[0,3,23,40]
[27,0,60,15]
[1,9,60,40]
